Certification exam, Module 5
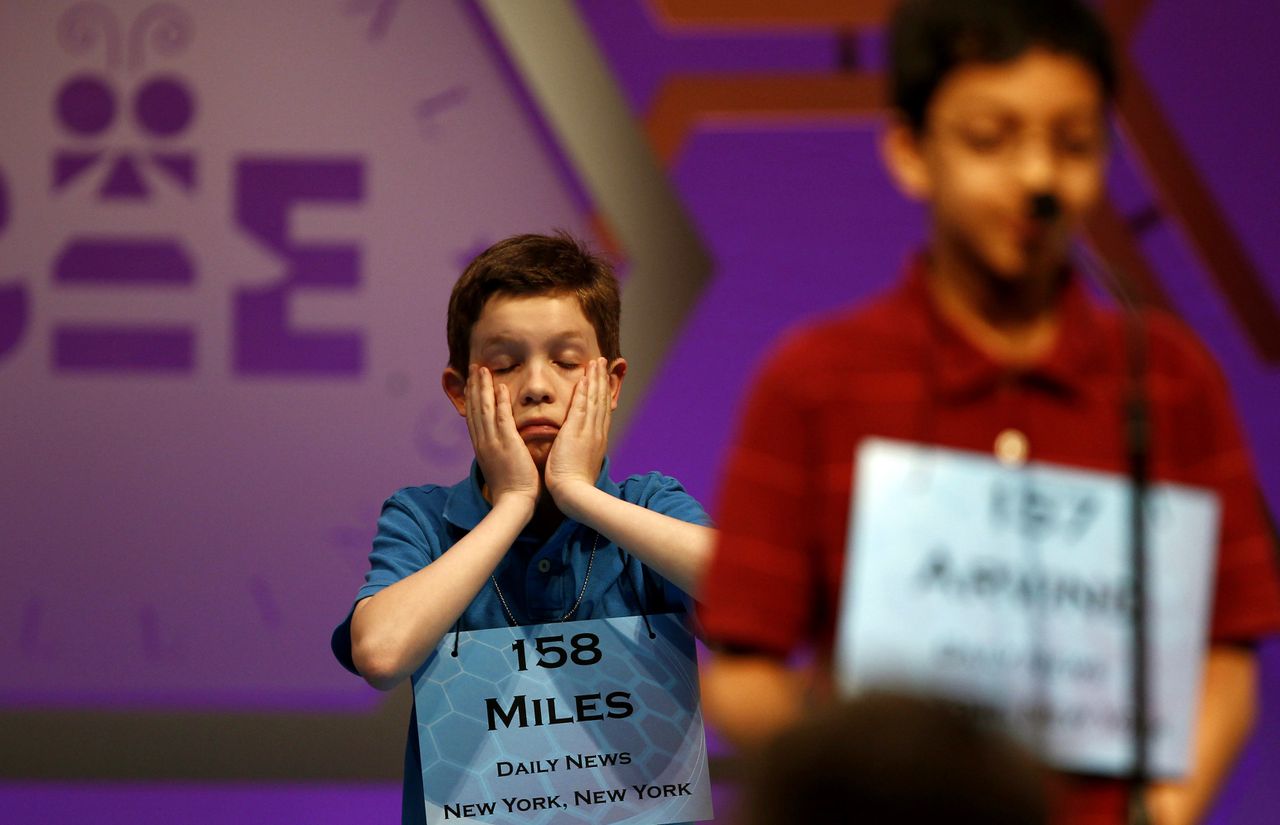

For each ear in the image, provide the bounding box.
[879,119,932,201]
[606,357,627,411]
[442,366,467,416]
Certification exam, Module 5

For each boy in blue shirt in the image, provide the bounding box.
[332,232,714,824]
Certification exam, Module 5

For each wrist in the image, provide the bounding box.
[548,477,598,521]
[490,489,538,523]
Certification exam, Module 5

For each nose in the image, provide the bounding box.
[519,361,554,406]
[1017,137,1061,201]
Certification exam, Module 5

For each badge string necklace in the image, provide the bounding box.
[491,530,599,626]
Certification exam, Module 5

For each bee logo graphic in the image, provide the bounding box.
[53,1,197,199]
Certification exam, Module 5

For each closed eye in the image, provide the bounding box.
[1055,132,1103,158]
[961,130,1008,154]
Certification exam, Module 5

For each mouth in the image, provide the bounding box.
[517,418,560,439]
[1011,214,1049,237]
[1008,216,1060,253]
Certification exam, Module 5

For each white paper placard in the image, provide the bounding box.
[413,613,712,825]
[835,438,1219,777]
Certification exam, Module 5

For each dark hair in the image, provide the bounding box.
[445,232,621,374]
[889,0,1117,132]
[742,692,1048,825]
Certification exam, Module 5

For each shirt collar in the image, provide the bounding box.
[442,457,619,532]
[903,253,1110,400]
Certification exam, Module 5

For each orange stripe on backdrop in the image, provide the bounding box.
[1109,51,1280,361]
[1105,0,1280,360]
[647,73,884,164]
[1102,0,1154,43]
[639,0,1280,362]
[649,0,894,29]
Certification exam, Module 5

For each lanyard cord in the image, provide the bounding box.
[450,530,600,657]
[450,531,660,657]
[491,530,600,627]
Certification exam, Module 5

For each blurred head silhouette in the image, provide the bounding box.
[741,692,1049,825]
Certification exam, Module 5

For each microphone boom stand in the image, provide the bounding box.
[1074,241,1152,825]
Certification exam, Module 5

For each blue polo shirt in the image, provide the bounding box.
[331,459,710,825]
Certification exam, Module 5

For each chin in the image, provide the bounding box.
[964,248,1027,285]
[979,244,1065,286]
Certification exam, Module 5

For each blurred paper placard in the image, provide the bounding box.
[835,438,1218,777]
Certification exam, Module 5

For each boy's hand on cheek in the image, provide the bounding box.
[465,365,539,515]
[544,357,610,518]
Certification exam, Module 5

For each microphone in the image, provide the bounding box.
[1029,192,1060,222]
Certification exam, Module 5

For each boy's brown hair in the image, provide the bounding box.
[445,232,621,374]
[890,0,1116,133]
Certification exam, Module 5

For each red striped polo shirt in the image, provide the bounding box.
[699,256,1280,824]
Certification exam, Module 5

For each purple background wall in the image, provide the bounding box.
[2,0,1277,823]
[0,0,596,711]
